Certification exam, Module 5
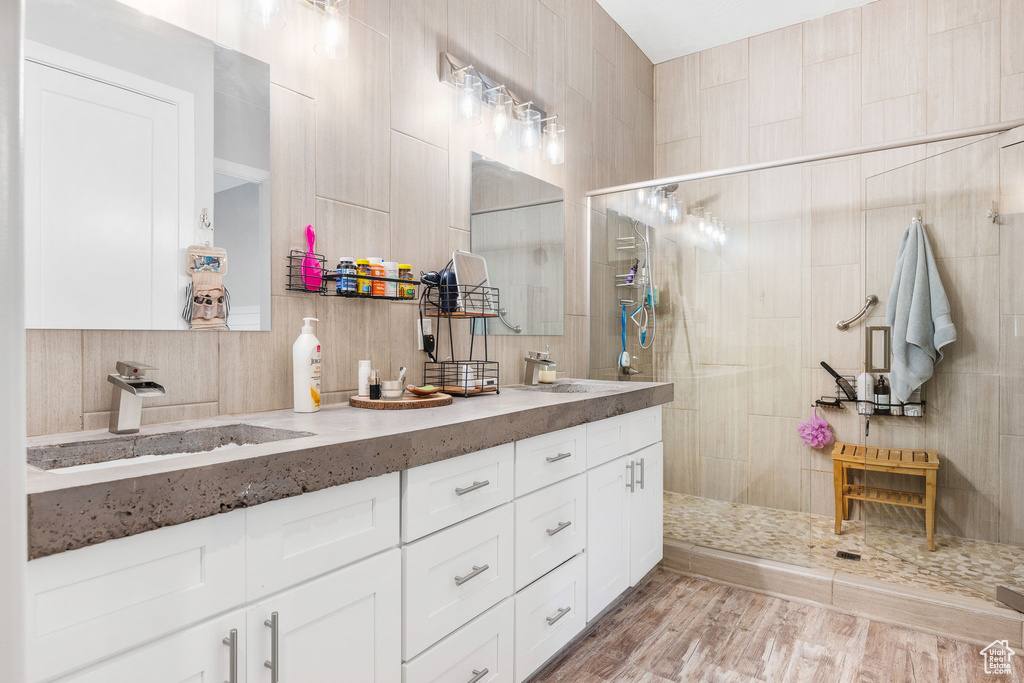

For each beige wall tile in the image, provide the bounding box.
[496,0,536,56]
[999,435,1024,544]
[862,0,927,104]
[747,415,803,510]
[862,94,926,144]
[564,201,587,316]
[219,295,317,414]
[809,264,863,369]
[700,270,750,366]
[926,373,1000,492]
[749,118,803,164]
[803,6,861,65]
[804,55,861,154]
[390,0,448,150]
[933,256,1000,374]
[749,320,803,419]
[635,41,654,99]
[700,80,749,171]
[1005,0,1024,74]
[82,331,219,413]
[316,297,393,393]
[314,198,390,269]
[351,0,391,36]
[664,408,700,495]
[563,86,594,205]
[270,87,316,297]
[533,2,565,114]
[925,135,1000,258]
[448,0,498,76]
[864,148,927,210]
[614,27,637,129]
[699,457,748,503]
[591,52,616,189]
[699,366,749,462]
[656,137,701,177]
[656,54,700,144]
[927,21,1001,133]
[390,131,448,274]
[315,18,391,211]
[928,0,999,33]
[808,158,863,266]
[748,219,802,319]
[1003,213,1024,315]
[864,205,926,312]
[700,39,748,89]
[749,25,802,127]
[633,92,655,181]
[563,0,592,100]
[750,167,803,222]
[591,1,618,65]
[1003,74,1024,121]
[27,330,82,436]
[116,0,216,39]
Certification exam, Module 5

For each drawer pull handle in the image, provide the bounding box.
[546,606,572,625]
[455,480,490,496]
[222,628,238,683]
[637,457,646,490]
[264,611,279,683]
[546,520,572,536]
[546,451,573,463]
[626,461,636,492]
[454,564,490,586]
[467,668,490,683]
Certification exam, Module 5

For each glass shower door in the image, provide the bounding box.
[861,129,1024,607]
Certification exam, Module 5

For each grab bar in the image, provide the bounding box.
[836,295,879,331]
[497,308,522,334]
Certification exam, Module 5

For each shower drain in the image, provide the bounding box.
[836,550,862,561]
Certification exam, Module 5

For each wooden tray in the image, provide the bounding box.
[349,392,453,410]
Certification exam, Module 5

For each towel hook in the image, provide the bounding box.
[836,294,879,331]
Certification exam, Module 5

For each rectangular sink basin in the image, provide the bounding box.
[512,381,619,394]
[28,424,313,473]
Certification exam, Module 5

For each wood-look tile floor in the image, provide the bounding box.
[532,569,1024,682]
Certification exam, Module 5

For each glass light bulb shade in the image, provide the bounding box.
[667,198,681,223]
[246,0,284,29]
[646,192,660,210]
[518,108,541,151]
[636,189,647,203]
[490,91,513,140]
[658,196,669,215]
[543,123,565,164]
[313,0,349,58]
[455,73,483,126]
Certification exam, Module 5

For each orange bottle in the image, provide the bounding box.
[368,258,387,297]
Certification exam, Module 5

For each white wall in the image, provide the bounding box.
[0,0,27,677]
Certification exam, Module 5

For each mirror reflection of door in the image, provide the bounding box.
[24,48,190,329]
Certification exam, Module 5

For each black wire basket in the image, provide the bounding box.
[424,360,500,397]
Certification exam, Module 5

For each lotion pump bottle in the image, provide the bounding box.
[293,317,322,413]
[856,365,875,415]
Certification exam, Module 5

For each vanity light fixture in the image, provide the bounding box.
[311,0,349,59]
[439,52,566,164]
[246,0,284,29]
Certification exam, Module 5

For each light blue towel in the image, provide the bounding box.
[885,218,956,403]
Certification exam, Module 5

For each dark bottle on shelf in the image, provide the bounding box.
[874,375,891,416]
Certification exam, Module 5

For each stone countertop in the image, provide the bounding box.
[26,380,673,560]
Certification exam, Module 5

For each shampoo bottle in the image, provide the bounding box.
[292,317,322,413]
[856,367,875,415]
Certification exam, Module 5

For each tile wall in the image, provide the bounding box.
[634,0,1024,544]
[26,0,655,435]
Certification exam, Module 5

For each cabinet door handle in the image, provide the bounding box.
[637,457,646,490]
[546,606,572,625]
[454,564,490,586]
[264,612,279,683]
[455,480,489,496]
[546,520,572,536]
[626,461,636,492]
[222,628,238,683]
[467,668,490,683]
[546,451,573,463]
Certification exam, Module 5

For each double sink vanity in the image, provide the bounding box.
[25,379,672,683]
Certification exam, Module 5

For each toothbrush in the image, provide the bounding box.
[301,225,323,291]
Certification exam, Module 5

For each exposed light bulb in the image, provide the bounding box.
[246,0,283,29]
[455,73,483,126]
[314,0,349,59]
[519,107,541,151]
[543,123,565,165]
[637,189,647,203]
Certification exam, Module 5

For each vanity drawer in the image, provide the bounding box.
[403,599,513,683]
[514,475,587,591]
[403,504,514,660]
[246,471,400,600]
[586,414,631,468]
[513,554,587,683]
[514,425,586,496]
[27,510,246,682]
[402,443,514,543]
[628,406,663,453]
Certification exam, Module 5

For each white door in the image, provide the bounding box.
[629,442,664,585]
[585,454,631,621]
[54,610,246,683]
[247,549,401,683]
[24,58,182,329]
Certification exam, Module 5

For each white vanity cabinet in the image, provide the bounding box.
[28,404,665,683]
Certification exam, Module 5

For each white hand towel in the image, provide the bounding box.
[885,218,956,403]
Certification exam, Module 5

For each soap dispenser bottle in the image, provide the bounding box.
[293,317,322,413]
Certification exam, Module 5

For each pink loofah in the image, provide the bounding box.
[797,407,834,449]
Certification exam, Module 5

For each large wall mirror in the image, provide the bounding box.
[24,0,271,330]
[470,153,565,336]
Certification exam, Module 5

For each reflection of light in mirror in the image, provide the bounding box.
[314,0,349,59]
[246,0,283,29]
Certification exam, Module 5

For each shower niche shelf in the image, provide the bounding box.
[815,374,925,417]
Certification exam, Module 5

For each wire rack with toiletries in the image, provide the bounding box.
[815,373,926,418]
[285,250,418,300]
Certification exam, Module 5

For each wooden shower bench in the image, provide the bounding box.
[831,441,940,551]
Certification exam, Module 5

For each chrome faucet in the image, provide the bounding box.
[107,361,166,434]
[523,345,556,385]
